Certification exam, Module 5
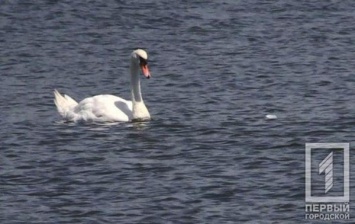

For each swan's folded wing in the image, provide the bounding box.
[73,95,133,122]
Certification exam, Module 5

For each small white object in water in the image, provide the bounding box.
[265,114,277,120]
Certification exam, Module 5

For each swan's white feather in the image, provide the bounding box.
[64,94,78,107]
[53,89,78,118]
[73,95,133,122]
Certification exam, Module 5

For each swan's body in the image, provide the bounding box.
[54,49,151,122]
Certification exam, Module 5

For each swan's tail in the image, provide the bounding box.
[53,89,78,119]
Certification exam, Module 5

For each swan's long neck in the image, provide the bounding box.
[130,64,143,102]
[130,59,150,120]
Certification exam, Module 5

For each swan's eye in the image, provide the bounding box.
[139,57,147,66]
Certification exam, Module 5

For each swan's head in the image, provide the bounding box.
[131,49,151,79]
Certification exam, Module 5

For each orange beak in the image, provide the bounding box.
[140,64,151,79]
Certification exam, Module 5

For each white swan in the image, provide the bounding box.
[54,49,151,122]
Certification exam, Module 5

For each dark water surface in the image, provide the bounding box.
[2,0,355,223]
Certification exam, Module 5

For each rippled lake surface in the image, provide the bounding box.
[2,0,355,223]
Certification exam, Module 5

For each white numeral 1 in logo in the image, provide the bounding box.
[319,152,333,193]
